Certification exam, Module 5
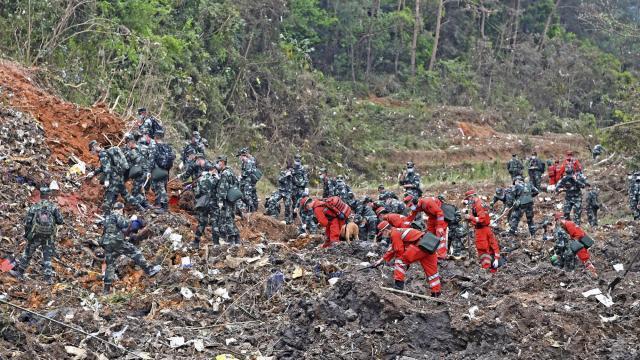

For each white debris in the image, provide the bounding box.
[214,288,231,300]
[169,336,186,348]
[180,256,192,269]
[468,306,479,319]
[595,294,614,308]
[191,270,205,279]
[192,338,205,352]
[170,233,183,250]
[328,277,339,286]
[225,338,237,345]
[582,288,602,298]
[111,325,128,341]
[461,291,470,299]
[613,263,624,272]
[64,346,88,360]
[180,287,194,300]
[599,314,619,323]
[162,227,173,239]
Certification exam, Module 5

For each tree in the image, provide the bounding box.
[428,0,443,71]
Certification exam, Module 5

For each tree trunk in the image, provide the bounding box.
[350,42,356,84]
[394,0,405,75]
[428,0,443,71]
[365,0,380,82]
[410,0,421,77]
[479,0,486,40]
[510,0,520,68]
[539,0,561,50]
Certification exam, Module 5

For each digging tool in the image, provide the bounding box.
[0,299,144,359]
[607,250,640,295]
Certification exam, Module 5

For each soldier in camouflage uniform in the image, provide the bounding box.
[489,187,514,212]
[123,134,151,210]
[319,168,336,198]
[179,153,212,184]
[629,174,640,220]
[101,202,161,294]
[333,175,352,203]
[149,130,175,213]
[291,155,315,232]
[556,167,588,224]
[264,190,282,218]
[548,225,577,270]
[526,152,545,191]
[214,155,241,244]
[508,176,539,236]
[378,184,398,201]
[237,148,261,213]
[193,167,220,247]
[136,107,163,139]
[585,185,601,226]
[10,187,64,284]
[507,154,524,180]
[267,168,294,223]
[385,196,406,214]
[181,131,207,165]
[347,194,377,241]
[399,162,422,198]
[88,140,136,214]
[591,144,605,160]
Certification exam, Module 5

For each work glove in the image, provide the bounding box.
[492,258,500,269]
[104,180,110,188]
[218,202,224,209]
[130,215,138,221]
[436,228,445,238]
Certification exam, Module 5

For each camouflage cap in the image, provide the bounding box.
[113,202,125,210]
[216,155,228,163]
[124,133,136,142]
[137,107,147,114]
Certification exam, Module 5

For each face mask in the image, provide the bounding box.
[294,161,301,166]
[215,163,222,170]
[531,156,536,159]
[407,168,414,173]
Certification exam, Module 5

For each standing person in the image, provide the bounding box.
[373,222,441,296]
[399,162,422,198]
[332,175,352,202]
[149,130,175,213]
[87,140,134,214]
[181,131,207,166]
[10,187,64,284]
[559,150,583,178]
[192,167,220,248]
[237,147,261,212]
[101,202,161,294]
[301,196,351,248]
[123,133,151,210]
[508,176,539,236]
[555,167,588,224]
[214,155,241,245]
[291,154,313,232]
[526,152,545,191]
[547,160,559,189]
[405,195,448,259]
[630,174,640,220]
[553,213,597,278]
[319,168,335,198]
[268,168,294,224]
[591,144,605,160]
[507,154,524,180]
[136,107,164,139]
[585,185,601,227]
[438,194,467,260]
[464,190,502,272]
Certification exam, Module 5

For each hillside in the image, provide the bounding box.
[1,60,639,359]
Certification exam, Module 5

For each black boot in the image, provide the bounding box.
[192,236,201,249]
[394,280,405,290]
[103,283,111,295]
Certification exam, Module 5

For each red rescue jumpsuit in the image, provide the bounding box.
[407,197,448,259]
[312,200,346,248]
[559,219,593,267]
[383,213,411,228]
[383,228,441,294]
[548,164,558,186]
[467,198,501,272]
[558,157,583,178]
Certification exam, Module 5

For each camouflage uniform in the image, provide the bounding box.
[585,188,600,226]
[181,140,207,164]
[556,172,588,224]
[490,187,514,211]
[239,155,260,212]
[507,156,524,180]
[124,144,150,209]
[509,180,539,236]
[137,113,162,138]
[385,198,406,214]
[629,178,640,220]
[194,171,220,245]
[333,177,352,203]
[592,144,604,160]
[399,170,422,198]
[292,162,314,231]
[101,211,153,290]
[550,227,576,270]
[14,198,64,281]
[150,141,175,210]
[95,147,134,214]
[442,202,467,257]
[264,191,282,217]
[216,165,240,243]
[526,156,545,191]
[378,189,398,202]
[180,160,213,183]
[267,171,294,223]
[320,170,336,198]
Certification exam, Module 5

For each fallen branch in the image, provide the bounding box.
[0,299,143,359]
[594,152,615,167]
[380,286,458,305]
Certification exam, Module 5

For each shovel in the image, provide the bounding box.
[608,250,640,295]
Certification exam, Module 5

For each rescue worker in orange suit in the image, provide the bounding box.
[375,207,411,228]
[301,196,350,248]
[404,195,448,259]
[547,160,559,187]
[553,212,598,278]
[463,190,501,272]
[373,221,442,297]
[559,150,583,178]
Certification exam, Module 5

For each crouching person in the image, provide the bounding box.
[553,212,597,278]
[374,221,442,297]
[101,202,161,294]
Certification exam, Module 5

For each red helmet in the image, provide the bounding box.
[375,207,388,216]
[403,195,414,204]
[299,197,312,209]
[377,221,391,235]
[464,189,476,198]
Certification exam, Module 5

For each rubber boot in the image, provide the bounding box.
[431,291,441,298]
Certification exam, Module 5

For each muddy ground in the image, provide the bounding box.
[1,61,639,359]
